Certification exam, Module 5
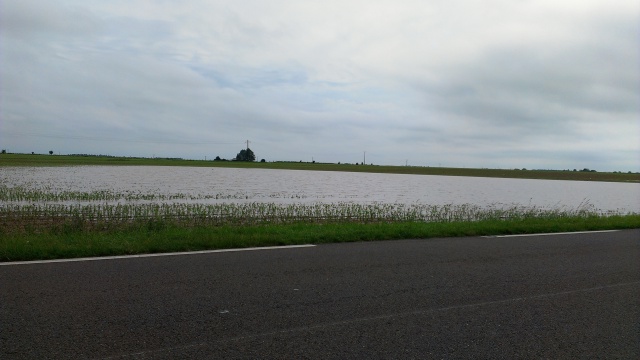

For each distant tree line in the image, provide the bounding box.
[214,147,260,162]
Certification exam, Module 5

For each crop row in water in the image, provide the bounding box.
[0,185,242,202]
[0,201,614,233]
[0,185,314,202]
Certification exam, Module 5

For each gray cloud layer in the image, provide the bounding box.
[1,0,638,171]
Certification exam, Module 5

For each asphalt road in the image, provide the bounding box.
[1,229,639,359]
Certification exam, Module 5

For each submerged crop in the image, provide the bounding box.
[0,200,619,234]
[0,183,631,234]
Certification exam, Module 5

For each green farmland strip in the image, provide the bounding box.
[1,153,638,182]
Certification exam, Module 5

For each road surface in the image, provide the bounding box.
[1,229,639,359]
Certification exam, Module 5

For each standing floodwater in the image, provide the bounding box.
[1,166,638,213]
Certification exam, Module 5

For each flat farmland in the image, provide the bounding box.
[1,153,638,182]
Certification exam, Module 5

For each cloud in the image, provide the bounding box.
[1,0,638,171]
[1,0,101,39]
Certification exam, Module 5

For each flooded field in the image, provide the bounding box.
[1,166,639,228]
[1,166,639,211]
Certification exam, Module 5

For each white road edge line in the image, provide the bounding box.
[0,244,317,266]
[484,229,619,238]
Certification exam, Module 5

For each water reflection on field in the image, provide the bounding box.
[1,166,639,213]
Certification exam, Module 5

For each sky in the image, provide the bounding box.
[1,0,639,171]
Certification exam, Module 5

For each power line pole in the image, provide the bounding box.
[246,140,250,150]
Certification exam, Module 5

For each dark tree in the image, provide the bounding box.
[49,150,54,155]
[235,148,256,162]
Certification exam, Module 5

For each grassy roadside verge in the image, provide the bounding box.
[2,153,639,182]
[2,215,638,262]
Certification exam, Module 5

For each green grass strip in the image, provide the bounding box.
[1,215,638,262]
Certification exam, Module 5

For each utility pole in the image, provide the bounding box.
[363,151,366,165]
[246,140,250,150]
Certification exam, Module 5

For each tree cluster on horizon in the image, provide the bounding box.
[213,147,256,162]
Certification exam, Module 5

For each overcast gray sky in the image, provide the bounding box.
[1,0,638,171]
